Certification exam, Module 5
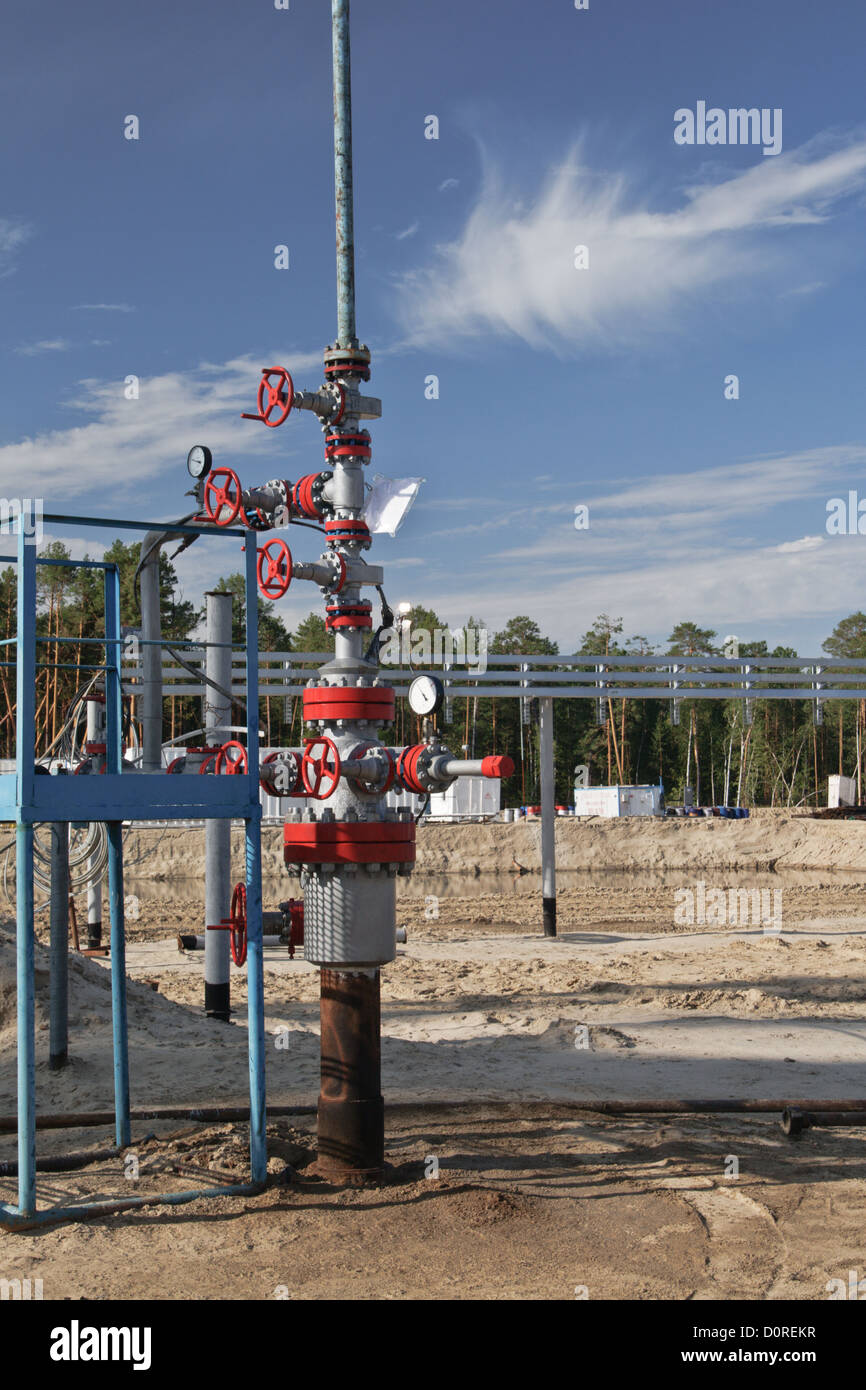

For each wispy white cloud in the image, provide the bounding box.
[394,222,419,241]
[401,443,866,650]
[438,178,459,192]
[393,134,866,351]
[0,217,32,277]
[15,339,71,356]
[71,303,135,313]
[0,349,323,500]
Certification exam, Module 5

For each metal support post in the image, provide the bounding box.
[16,527,37,1214]
[244,540,266,1182]
[49,822,69,1070]
[539,696,557,937]
[204,590,233,1020]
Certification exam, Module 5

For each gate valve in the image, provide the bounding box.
[347,742,395,795]
[285,898,304,959]
[257,538,293,599]
[259,749,302,797]
[241,366,294,428]
[230,882,247,966]
[205,882,247,966]
[215,740,249,775]
[300,736,342,798]
[203,467,243,526]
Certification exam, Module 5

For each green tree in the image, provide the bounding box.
[667,622,718,657]
[823,614,866,659]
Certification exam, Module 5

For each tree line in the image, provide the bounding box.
[4,540,865,807]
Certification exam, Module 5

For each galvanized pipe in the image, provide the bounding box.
[48,822,69,1071]
[139,532,164,773]
[85,695,104,948]
[204,591,232,1021]
[539,696,556,937]
[332,0,356,345]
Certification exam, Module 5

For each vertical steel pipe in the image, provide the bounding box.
[104,566,123,777]
[539,696,557,937]
[106,564,130,1147]
[85,695,104,948]
[244,540,267,1184]
[317,968,384,1178]
[49,823,69,1070]
[204,591,232,1020]
[139,534,164,773]
[332,0,356,345]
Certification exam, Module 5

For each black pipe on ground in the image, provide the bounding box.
[3,1098,866,1136]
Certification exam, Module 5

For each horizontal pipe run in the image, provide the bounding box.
[41,513,247,538]
[4,1098,866,1136]
[179,933,283,951]
[0,1103,316,1134]
[782,1107,866,1135]
[0,1181,265,1232]
[0,1146,121,1177]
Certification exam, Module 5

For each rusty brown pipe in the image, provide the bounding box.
[317,967,384,1179]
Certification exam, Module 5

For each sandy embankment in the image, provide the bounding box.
[122,808,866,882]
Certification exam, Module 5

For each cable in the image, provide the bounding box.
[364,585,395,664]
[165,645,247,719]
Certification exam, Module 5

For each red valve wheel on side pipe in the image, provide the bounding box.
[230,882,247,967]
[215,740,248,775]
[301,737,341,799]
[257,539,293,599]
[203,468,242,526]
[241,366,294,428]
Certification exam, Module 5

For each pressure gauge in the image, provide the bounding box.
[408,674,444,716]
[187,445,213,480]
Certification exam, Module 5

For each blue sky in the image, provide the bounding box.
[2,0,866,655]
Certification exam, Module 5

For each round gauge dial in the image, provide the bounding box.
[187,444,213,480]
[408,674,444,716]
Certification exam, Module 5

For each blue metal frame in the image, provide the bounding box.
[0,514,267,1228]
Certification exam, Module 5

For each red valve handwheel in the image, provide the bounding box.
[260,748,302,797]
[230,882,247,967]
[242,366,294,428]
[215,740,248,775]
[258,367,294,427]
[257,539,293,599]
[301,737,342,799]
[203,467,242,526]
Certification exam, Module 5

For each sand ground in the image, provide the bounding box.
[1,813,865,1300]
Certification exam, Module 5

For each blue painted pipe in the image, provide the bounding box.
[15,528,37,1216]
[108,822,131,1149]
[244,537,267,1184]
[1,1180,265,1232]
